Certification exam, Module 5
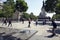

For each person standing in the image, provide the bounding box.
[51,19,57,36]
[36,19,38,26]
[28,18,31,28]
[2,18,7,26]
[43,19,46,25]
[22,18,24,24]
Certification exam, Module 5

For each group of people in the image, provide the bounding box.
[21,18,57,37]
[2,18,31,27]
[2,18,57,37]
[2,18,12,27]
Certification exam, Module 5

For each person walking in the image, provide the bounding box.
[2,18,7,26]
[28,18,31,28]
[8,19,12,27]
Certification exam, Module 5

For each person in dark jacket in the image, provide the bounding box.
[2,18,7,25]
[51,19,57,36]
[43,19,46,25]
[8,19,12,27]
[22,18,24,24]
[28,18,31,28]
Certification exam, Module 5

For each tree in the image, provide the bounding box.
[30,12,38,20]
[45,0,60,19]
[22,12,37,20]
[3,0,15,18]
[0,9,4,17]
[45,0,60,14]
[56,0,60,14]
[30,12,34,20]
[52,14,60,20]
[23,12,30,20]
[16,0,28,12]
[45,0,57,12]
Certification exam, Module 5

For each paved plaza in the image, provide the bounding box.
[0,21,60,40]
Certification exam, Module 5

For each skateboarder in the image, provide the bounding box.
[51,19,57,36]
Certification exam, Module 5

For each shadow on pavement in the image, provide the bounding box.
[45,28,60,38]
[47,28,60,34]
[45,34,58,38]
[0,33,21,40]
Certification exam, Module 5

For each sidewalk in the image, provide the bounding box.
[0,21,60,40]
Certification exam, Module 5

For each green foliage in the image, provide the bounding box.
[45,0,60,19]
[31,13,37,20]
[16,0,28,12]
[23,12,30,20]
[23,12,37,20]
[30,12,34,20]
[45,0,60,14]
[0,10,2,14]
[0,10,4,17]
[30,12,37,20]
[55,0,60,14]
[45,0,57,12]
[31,15,37,20]
[3,0,15,18]
[52,14,60,19]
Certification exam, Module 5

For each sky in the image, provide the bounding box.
[0,0,55,17]
[25,0,43,16]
